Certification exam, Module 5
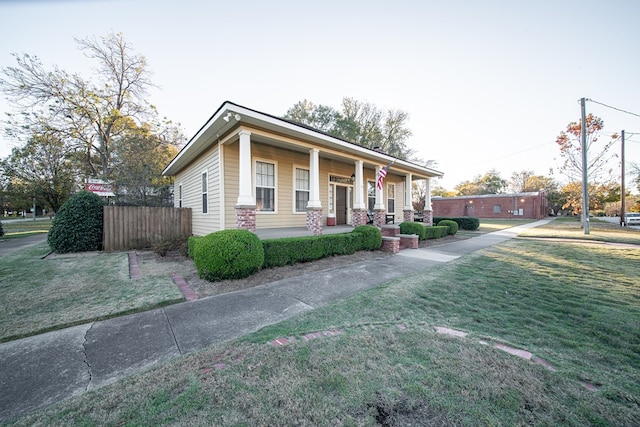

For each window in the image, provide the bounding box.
[295,167,309,212]
[201,171,208,214]
[256,161,275,212]
[493,204,501,214]
[367,181,376,212]
[387,183,395,214]
[178,184,183,208]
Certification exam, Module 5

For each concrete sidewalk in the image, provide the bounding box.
[0,219,552,423]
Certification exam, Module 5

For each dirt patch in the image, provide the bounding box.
[135,235,460,299]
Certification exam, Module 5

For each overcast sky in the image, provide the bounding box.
[1,0,639,190]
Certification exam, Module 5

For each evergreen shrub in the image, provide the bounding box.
[399,222,426,240]
[433,216,479,231]
[194,229,264,281]
[262,233,359,268]
[48,191,104,253]
[352,225,382,250]
[424,226,450,239]
[437,219,459,235]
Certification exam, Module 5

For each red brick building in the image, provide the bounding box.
[432,191,548,220]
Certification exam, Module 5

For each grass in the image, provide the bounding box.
[0,218,52,239]
[7,220,639,426]
[520,216,640,245]
[0,242,184,342]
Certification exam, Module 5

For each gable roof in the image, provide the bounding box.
[163,101,443,179]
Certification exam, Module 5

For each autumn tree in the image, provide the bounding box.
[560,181,620,214]
[555,114,618,183]
[508,170,558,193]
[284,97,416,160]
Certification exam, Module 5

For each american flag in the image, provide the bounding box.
[376,161,394,190]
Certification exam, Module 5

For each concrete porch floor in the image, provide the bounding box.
[254,225,355,239]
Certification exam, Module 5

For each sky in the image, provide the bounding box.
[1,0,639,190]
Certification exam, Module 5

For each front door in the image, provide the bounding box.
[336,186,347,225]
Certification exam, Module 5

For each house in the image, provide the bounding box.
[432,191,549,220]
[162,101,443,236]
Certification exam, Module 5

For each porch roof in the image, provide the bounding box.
[163,101,443,181]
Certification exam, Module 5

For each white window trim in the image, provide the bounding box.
[387,183,395,214]
[178,183,183,208]
[254,158,278,214]
[201,169,208,215]
[293,164,310,214]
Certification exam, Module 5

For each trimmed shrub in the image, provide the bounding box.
[262,233,359,268]
[352,225,382,250]
[424,226,449,239]
[194,229,264,281]
[187,236,202,259]
[399,222,426,240]
[433,216,479,231]
[48,191,104,253]
[437,219,458,235]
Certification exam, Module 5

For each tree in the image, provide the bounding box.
[454,170,506,195]
[560,181,620,214]
[110,123,179,206]
[508,170,558,193]
[630,163,640,193]
[555,114,618,183]
[284,97,416,160]
[0,32,174,181]
[0,132,77,213]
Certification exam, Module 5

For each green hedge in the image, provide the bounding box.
[433,216,479,231]
[352,225,382,250]
[424,226,450,239]
[437,219,458,235]
[263,233,359,268]
[399,222,426,240]
[193,229,264,281]
[187,236,202,259]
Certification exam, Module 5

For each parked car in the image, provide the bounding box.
[625,212,640,225]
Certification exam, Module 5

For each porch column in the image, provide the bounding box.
[352,160,367,226]
[373,165,386,227]
[403,173,414,222]
[235,129,256,232]
[307,148,322,235]
[424,178,433,226]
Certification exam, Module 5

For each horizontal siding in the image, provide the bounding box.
[175,143,221,236]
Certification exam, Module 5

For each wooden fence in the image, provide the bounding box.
[103,206,192,251]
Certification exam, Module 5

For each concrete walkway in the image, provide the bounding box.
[0,219,552,423]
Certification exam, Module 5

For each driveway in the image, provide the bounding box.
[0,234,48,257]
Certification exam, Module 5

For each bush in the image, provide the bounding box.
[437,219,458,235]
[193,229,264,281]
[152,236,188,257]
[48,191,105,253]
[0,221,4,237]
[263,233,359,268]
[399,222,426,240]
[352,225,382,250]
[424,226,449,239]
[433,216,479,231]
[187,236,202,259]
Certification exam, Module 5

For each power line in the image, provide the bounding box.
[585,98,640,119]
[469,141,555,166]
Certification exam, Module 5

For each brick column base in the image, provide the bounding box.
[352,209,368,227]
[424,210,433,226]
[306,208,323,236]
[403,209,414,223]
[236,205,256,232]
[373,209,386,228]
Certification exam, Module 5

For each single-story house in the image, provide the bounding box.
[162,101,443,236]
[432,191,549,220]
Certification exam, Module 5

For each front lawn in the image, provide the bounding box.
[0,243,184,342]
[9,228,639,425]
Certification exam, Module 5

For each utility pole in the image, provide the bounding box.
[620,130,626,226]
[580,98,589,234]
